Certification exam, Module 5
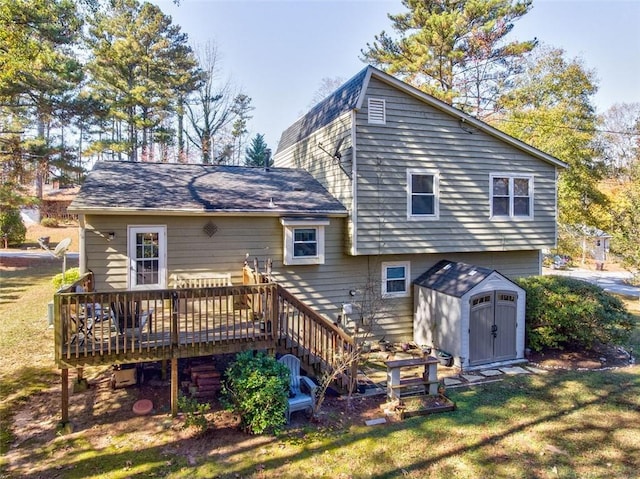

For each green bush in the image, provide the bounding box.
[517,275,634,352]
[40,217,59,228]
[0,208,26,246]
[52,267,81,289]
[221,351,289,435]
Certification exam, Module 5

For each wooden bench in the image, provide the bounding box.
[170,272,233,289]
[385,356,440,400]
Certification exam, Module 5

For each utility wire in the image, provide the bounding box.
[491,117,640,136]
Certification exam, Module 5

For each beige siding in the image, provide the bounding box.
[274,112,355,252]
[83,214,539,342]
[353,77,559,255]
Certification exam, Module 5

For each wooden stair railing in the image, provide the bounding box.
[275,285,357,393]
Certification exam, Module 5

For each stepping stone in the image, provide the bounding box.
[524,366,548,374]
[479,369,503,377]
[500,366,530,375]
[443,377,462,386]
[461,374,484,383]
[365,418,387,426]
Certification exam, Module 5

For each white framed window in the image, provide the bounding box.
[490,174,533,219]
[281,218,329,265]
[127,225,167,289]
[407,169,439,219]
[382,261,410,298]
[368,98,386,124]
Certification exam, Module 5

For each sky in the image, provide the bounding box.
[153,0,640,150]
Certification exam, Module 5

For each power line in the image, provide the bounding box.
[491,117,640,137]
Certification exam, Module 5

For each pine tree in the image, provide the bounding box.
[361,0,536,118]
[244,134,271,167]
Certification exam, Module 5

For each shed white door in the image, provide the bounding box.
[469,291,517,365]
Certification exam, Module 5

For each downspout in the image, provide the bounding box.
[350,110,358,256]
[78,214,86,273]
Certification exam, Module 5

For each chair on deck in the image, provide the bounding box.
[110,301,152,335]
[278,354,317,423]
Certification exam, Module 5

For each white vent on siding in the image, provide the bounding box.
[368,98,386,124]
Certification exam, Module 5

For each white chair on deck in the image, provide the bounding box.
[278,354,316,423]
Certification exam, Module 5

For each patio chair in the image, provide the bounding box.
[110,301,152,335]
[278,354,317,423]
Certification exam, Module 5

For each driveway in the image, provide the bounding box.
[544,266,639,299]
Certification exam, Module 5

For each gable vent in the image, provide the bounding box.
[368,98,386,125]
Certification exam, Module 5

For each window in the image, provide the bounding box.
[281,218,329,265]
[490,174,533,219]
[382,261,410,298]
[127,226,167,289]
[368,98,386,124]
[407,169,439,219]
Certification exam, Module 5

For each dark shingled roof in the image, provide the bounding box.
[276,67,369,153]
[414,260,498,298]
[69,161,348,216]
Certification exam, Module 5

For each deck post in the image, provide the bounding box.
[61,368,69,424]
[171,357,178,417]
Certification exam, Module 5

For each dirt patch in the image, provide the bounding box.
[526,343,633,370]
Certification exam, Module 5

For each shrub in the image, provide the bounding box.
[177,394,211,433]
[0,208,26,246]
[221,351,289,435]
[40,217,59,228]
[52,267,81,289]
[517,275,634,352]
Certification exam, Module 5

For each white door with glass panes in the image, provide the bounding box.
[127,226,167,289]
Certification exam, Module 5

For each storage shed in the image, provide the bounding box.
[413,260,526,370]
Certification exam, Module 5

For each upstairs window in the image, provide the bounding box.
[382,261,410,298]
[490,174,533,219]
[281,218,329,265]
[407,169,439,219]
[368,98,386,124]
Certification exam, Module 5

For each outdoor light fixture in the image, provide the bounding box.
[107,232,115,240]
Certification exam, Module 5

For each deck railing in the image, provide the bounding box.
[54,273,356,390]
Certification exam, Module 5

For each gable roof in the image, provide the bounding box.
[276,65,567,169]
[69,161,348,216]
[414,260,516,298]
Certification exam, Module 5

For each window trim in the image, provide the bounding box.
[127,225,167,290]
[368,98,386,125]
[381,261,411,298]
[489,174,534,220]
[407,169,439,220]
[280,218,329,265]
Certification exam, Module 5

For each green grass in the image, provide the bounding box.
[1,257,639,478]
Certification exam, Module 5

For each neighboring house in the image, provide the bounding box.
[69,66,566,369]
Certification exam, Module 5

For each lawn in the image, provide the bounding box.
[1,243,639,478]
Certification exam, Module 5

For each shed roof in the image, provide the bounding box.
[414,260,502,298]
[69,161,348,216]
[276,66,567,169]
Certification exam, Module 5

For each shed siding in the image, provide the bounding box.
[354,77,558,255]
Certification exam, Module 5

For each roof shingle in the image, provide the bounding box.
[69,161,348,216]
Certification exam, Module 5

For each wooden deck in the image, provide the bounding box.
[55,278,356,380]
[54,274,358,422]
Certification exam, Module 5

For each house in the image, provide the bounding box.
[273,65,566,365]
[68,66,566,370]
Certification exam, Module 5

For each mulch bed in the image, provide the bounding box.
[526,343,633,370]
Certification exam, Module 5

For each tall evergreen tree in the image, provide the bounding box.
[0,0,83,203]
[85,0,200,161]
[361,0,536,118]
[244,133,271,167]
[230,94,253,165]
